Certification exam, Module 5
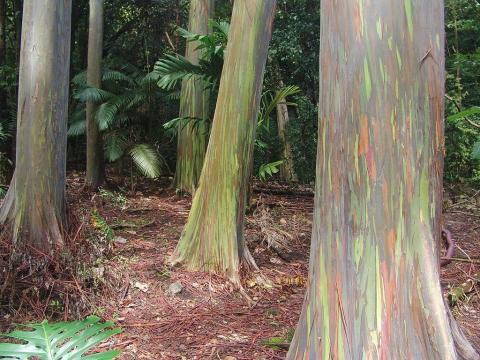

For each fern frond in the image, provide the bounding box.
[129,144,162,178]
[0,315,121,359]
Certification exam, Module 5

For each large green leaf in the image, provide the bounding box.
[129,144,162,178]
[0,316,121,360]
[447,106,480,122]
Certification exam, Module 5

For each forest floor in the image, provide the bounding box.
[1,174,479,359]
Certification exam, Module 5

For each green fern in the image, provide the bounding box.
[0,315,121,359]
[129,144,162,178]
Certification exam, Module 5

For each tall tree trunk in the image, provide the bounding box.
[287,0,479,359]
[85,0,104,189]
[173,0,214,194]
[277,81,298,182]
[170,0,277,283]
[13,0,22,62]
[0,0,72,256]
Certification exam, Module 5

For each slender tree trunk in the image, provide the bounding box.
[85,0,104,189]
[277,81,298,182]
[173,0,214,194]
[0,0,72,255]
[13,0,22,62]
[170,0,277,283]
[287,0,479,359]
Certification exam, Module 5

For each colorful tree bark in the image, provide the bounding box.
[0,0,72,255]
[86,0,105,189]
[170,0,277,283]
[173,0,214,194]
[287,0,479,359]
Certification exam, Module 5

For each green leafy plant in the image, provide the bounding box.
[154,20,229,92]
[0,315,121,359]
[259,161,283,181]
[68,63,165,179]
[91,211,114,242]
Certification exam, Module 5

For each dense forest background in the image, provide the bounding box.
[0,0,476,190]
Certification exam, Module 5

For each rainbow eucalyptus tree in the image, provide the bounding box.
[0,0,71,258]
[171,0,277,283]
[287,0,479,359]
[85,0,105,189]
[174,0,214,194]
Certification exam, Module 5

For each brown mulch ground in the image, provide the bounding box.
[0,175,479,359]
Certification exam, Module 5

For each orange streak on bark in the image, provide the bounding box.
[358,115,369,155]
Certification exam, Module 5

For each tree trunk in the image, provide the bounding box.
[13,0,22,62]
[85,0,104,189]
[173,0,214,194]
[170,0,277,283]
[277,81,298,182]
[287,0,479,359]
[0,0,72,255]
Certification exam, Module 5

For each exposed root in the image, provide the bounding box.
[446,304,480,360]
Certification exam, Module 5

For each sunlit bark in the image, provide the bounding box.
[287,0,479,359]
[171,0,277,283]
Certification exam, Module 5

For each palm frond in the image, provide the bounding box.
[258,85,301,129]
[68,120,86,137]
[97,92,146,131]
[104,131,128,162]
[72,71,87,86]
[129,144,162,178]
[154,54,204,90]
[74,87,115,104]
[259,160,284,181]
[0,315,121,359]
[102,69,136,86]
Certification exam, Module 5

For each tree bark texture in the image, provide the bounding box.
[287,0,479,359]
[0,0,72,254]
[171,0,277,283]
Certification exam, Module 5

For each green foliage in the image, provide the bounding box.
[98,189,128,210]
[444,0,480,183]
[91,211,115,242]
[0,315,121,359]
[129,144,162,179]
[259,161,283,181]
[68,63,166,178]
[154,20,228,91]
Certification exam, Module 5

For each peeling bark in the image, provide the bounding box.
[170,0,277,283]
[173,0,214,194]
[0,0,72,256]
[287,0,479,359]
[86,0,105,189]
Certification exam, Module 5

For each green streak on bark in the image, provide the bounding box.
[174,0,214,194]
[170,0,277,283]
